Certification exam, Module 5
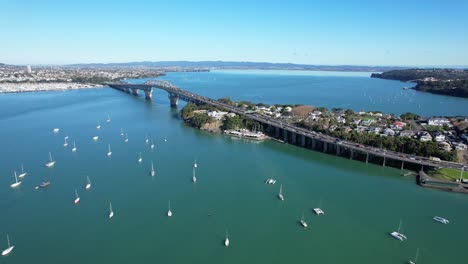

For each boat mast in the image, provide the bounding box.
[6,234,10,248]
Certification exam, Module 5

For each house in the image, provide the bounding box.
[368,127,381,134]
[399,130,416,138]
[432,131,445,142]
[418,131,432,142]
[438,141,452,151]
[207,111,228,120]
[336,116,346,124]
[352,119,362,125]
[453,142,467,150]
[391,121,407,130]
[383,128,396,136]
[361,119,375,126]
[428,118,451,127]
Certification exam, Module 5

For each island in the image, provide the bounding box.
[371,69,468,98]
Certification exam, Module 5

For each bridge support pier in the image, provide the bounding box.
[131,88,139,96]
[283,129,288,143]
[323,142,328,153]
[169,94,179,108]
[312,139,316,149]
[144,88,153,100]
[275,127,280,138]
[350,149,354,160]
[400,161,404,172]
[383,156,386,167]
[336,145,340,155]
[366,152,369,164]
[301,135,306,147]
[291,132,297,145]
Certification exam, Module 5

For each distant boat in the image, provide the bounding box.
[138,152,142,163]
[120,128,124,137]
[300,211,308,228]
[10,171,21,188]
[125,133,129,143]
[63,137,68,147]
[1,234,14,256]
[224,230,230,247]
[313,199,325,215]
[53,128,60,133]
[96,121,101,130]
[93,136,99,141]
[150,161,155,177]
[45,152,56,168]
[35,181,51,189]
[278,184,284,201]
[265,179,276,184]
[167,200,172,217]
[408,248,419,264]
[109,202,114,219]
[390,219,407,241]
[150,138,155,149]
[145,134,149,144]
[164,138,167,142]
[85,176,91,190]
[107,144,112,156]
[18,164,27,178]
[433,216,449,224]
[74,189,80,204]
[64,135,69,140]
[192,167,197,183]
[193,160,198,168]
[106,114,111,123]
[71,141,77,152]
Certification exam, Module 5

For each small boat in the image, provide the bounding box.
[300,211,308,228]
[150,138,155,149]
[96,121,101,130]
[192,167,197,183]
[53,128,60,133]
[71,141,77,152]
[224,230,230,247]
[85,176,91,190]
[107,144,112,156]
[93,136,99,141]
[150,161,155,177]
[45,152,56,168]
[145,134,149,144]
[74,189,80,204]
[167,200,172,217]
[390,220,407,241]
[106,114,111,123]
[63,137,68,147]
[18,164,27,178]
[109,202,114,219]
[278,184,284,201]
[433,216,449,224]
[265,179,276,184]
[35,181,51,189]
[120,128,124,137]
[313,208,325,215]
[124,133,129,143]
[64,135,69,140]
[408,248,419,264]
[193,160,198,168]
[138,152,142,163]
[1,234,14,256]
[164,138,167,142]
[10,171,21,188]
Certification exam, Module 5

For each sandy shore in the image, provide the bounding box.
[0,82,105,93]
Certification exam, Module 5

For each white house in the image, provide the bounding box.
[428,118,451,127]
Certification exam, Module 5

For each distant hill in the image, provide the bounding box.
[67,61,408,72]
[371,69,468,98]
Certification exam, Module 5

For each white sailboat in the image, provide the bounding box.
[1,234,14,256]
[109,202,114,219]
[224,230,230,247]
[53,128,60,133]
[278,184,284,201]
[106,114,111,123]
[150,138,155,149]
[193,160,198,168]
[10,171,21,188]
[74,189,80,204]
[167,200,173,217]
[120,128,124,137]
[300,211,308,228]
[71,141,77,152]
[313,198,325,215]
[63,137,68,147]
[390,219,407,241]
[45,152,56,168]
[85,176,91,190]
[145,134,149,144]
[93,136,99,141]
[96,121,101,130]
[138,152,142,163]
[65,135,69,140]
[150,161,155,176]
[18,164,27,178]
[192,167,197,183]
[107,144,112,156]
[124,133,129,143]
[408,248,419,264]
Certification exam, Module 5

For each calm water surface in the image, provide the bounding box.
[0,71,467,264]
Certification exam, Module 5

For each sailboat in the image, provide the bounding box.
[150,161,155,176]
[390,219,407,241]
[300,211,308,228]
[278,184,284,201]
[18,164,27,178]
[145,134,149,144]
[74,189,80,204]
[109,202,114,219]
[150,138,155,149]
[192,167,197,183]
[193,160,198,168]
[1,234,14,256]
[53,128,60,133]
[106,114,111,123]
[96,121,101,130]
[63,137,68,147]
[313,198,325,215]
[71,141,77,152]
[107,144,112,156]
[124,133,129,143]
[224,230,230,247]
[138,152,142,163]
[10,171,21,188]
[167,200,173,217]
[408,248,419,264]
[45,152,56,168]
[93,136,99,141]
[85,176,91,190]
[120,128,124,137]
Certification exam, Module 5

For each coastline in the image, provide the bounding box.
[0,82,105,94]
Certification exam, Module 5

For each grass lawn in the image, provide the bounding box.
[429,168,468,182]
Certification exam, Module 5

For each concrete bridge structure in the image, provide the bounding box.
[107,80,466,172]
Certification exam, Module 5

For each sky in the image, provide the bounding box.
[1,0,468,66]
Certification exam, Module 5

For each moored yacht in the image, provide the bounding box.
[167,200,172,217]
[93,136,99,141]
[10,171,21,188]
[63,137,68,147]
[192,167,197,183]
[150,161,155,176]
[53,128,60,133]
[1,234,14,256]
[85,176,91,190]
[224,230,230,247]
[408,248,419,264]
[125,133,129,143]
[71,141,77,152]
[74,189,80,204]
[18,164,27,178]
[313,208,325,215]
[278,184,284,201]
[45,152,56,168]
[106,114,111,123]
[107,144,112,156]
[390,220,407,241]
[300,211,308,228]
[138,152,142,163]
[96,121,101,130]
[433,216,449,224]
[109,202,114,219]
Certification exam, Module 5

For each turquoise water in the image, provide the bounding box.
[0,72,467,263]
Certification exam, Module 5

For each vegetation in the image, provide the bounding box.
[429,168,468,182]
[415,79,468,98]
[400,112,420,120]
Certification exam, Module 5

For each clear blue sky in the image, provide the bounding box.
[1,0,467,66]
